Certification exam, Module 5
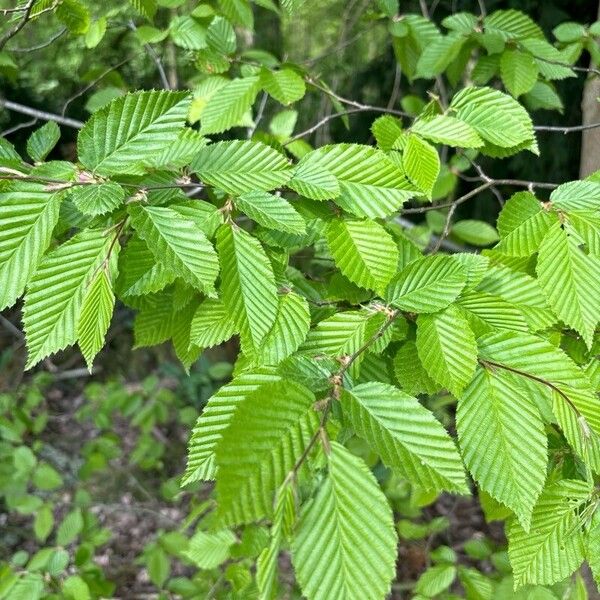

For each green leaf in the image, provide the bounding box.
[411,115,483,148]
[416,305,477,397]
[235,191,306,234]
[288,158,341,200]
[199,77,261,135]
[587,511,600,590]
[550,180,600,211]
[452,219,499,246]
[129,204,219,294]
[33,505,54,542]
[500,49,539,97]
[403,134,440,198]
[496,192,558,256]
[0,184,63,310]
[56,508,84,545]
[387,255,466,313]
[217,224,279,354]
[77,267,116,370]
[215,379,317,525]
[192,140,293,195]
[394,341,440,395]
[147,547,170,588]
[484,9,544,40]
[292,442,397,600]
[170,15,207,49]
[537,223,600,348]
[183,370,282,485]
[507,479,590,588]
[254,292,310,366]
[68,183,125,216]
[23,229,111,368]
[450,86,535,149]
[414,564,457,597]
[117,236,176,298]
[184,529,237,569]
[189,298,237,348]
[27,121,60,162]
[457,368,547,530]
[262,68,306,105]
[298,144,413,218]
[129,0,157,19]
[56,0,90,34]
[342,382,468,493]
[207,16,237,54]
[77,90,191,175]
[416,33,465,78]
[371,115,403,151]
[326,219,399,294]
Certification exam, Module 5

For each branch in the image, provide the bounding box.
[0,0,35,51]
[534,122,600,134]
[0,98,84,129]
[128,20,170,90]
[10,26,66,52]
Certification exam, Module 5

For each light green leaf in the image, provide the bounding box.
[550,180,600,211]
[496,191,558,256]
[129,204,219,293]
[27,121,60,162]
[200,77,261,135]
[416,305,477,397]
[387,254,466,313]
[68,183,125,216]
[298,144,413,218]
[403,134,440,198]
[457,368,547,530]
[371,115,403,151]
[292,442,397,600]
[192,140,293,195]
[207,16,236,54]
[77,90,191,175]
[452,220,499,246]
[217,224,279,354]
[56,0,90,34]
[215,379,317,525]
[0,184,63,310]
[342,382,468,493]
[537,223,600,348]
[170,15,207,49]
[262,68,306,105]
[184,529,237,569]
[183,370,282,485]
[414,564,457,597]
[411,115,483,148]
[326,219,398,294]
[236,191,306,234]
[508,479,590,588]
[77,267,116,370]
[189,298,237,348]
[484,9,544,40]
[23,229,110,368]
[288,158,341,200]
[394,341,440,395]
[500,49,539,97]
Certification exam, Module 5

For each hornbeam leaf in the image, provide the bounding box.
[261,68,306,105]
[217,224,279,354]
[457,368,547,530]
[500,49,539,97]
[550,180,600,211]
[23,229,111,368]
[416,305,477,397]
[508,479,590,588]
[342,382,468,493]
[292,442,397,600]
[189,298,237,349]
[183,370,282,485]
[403,134,440,198]
[235,191,306,234]
[411,115,483,148]
[77,266,116,370]
[326,219,399,294]
[297,144,414,218]
[0,183,63,310]
[537,223,600,348]
[184,529,236,569]
[77,90,191,175]
[191,140,293,195]
[387,254,466,313]
[215,379,318,525]
[68,183,125,216]
[128,204,219,294]
[288,159,340,200]
[496,191,558,256]
[27,121,61,162]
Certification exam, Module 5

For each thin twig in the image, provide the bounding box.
[10,26,67,52]
[1,116,38,137]
[0,98,84,128]
[0,0,35,51]
[430,201,458,253]
[128,20,170,89]
[248,92,268,138]
[534,122,600,133]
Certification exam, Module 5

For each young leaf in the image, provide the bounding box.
[342,382,468,493]
[457,368,547,530]
[68,183,125,216]
[129,204,219,294]
[500,49,539,97]
[387,254,466,313]
[416,305,477,397]
[217,224,279,354]
[184,529,237,569]
[77,90,191,175]
[191,140,293,195]
[262,68,306,105]
[27,121,61,162]
[508,479,590,588]
[23,229,111,368]
[403,134,440,198]
[326,219,399,294]
[215,379,317,525]
[292,442,398,600]
[0,184,63,310]
[537,223,600,348]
